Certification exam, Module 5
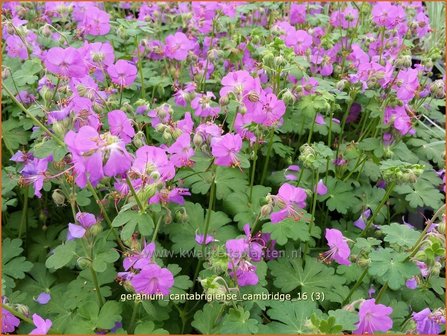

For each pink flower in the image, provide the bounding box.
[322,229,351,265]
[354,299,393,334]
[29,314,52,335]
[21,156,52,198]
[290,4,306,24]
[2,308,20,333]
[107,60,137,87]
[131,264,174,295]
[191,92,220,118]
[108,110,135,144]
[285,29,312,55]
[384,105,415,135]
[65,126,132,187]
[132,146,175,182]
[83,41,114,68]
[316,179,328,195]
[6,35,28,60]
[271,183,307,223]
[211,133,242,167]
[44,47,88,78]
[395,68,419,102]
[164,32,194,61]
[81,6,110,36]
[251,92,286,127]
[168,133,194,168]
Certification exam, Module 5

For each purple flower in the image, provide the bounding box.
[372,3,405,29]
[30,314,52,335]
[108,110,135,144]
[81,7,110,36]
[21,156,52,198]
[132,146,175,182]
[130,264,174,295]
[124,241,155,271]
[354,209,371,230]
[35,292,51,305]
[270,183,307,223]
[83,41,114,68]
[413,308,445,334]
[285,29,312,55]
[284,165,300,181]
[211,133,242,167]
[354,299,393,334]
[6,35,28,60]
[191,92,220,118]
[384,105,415,135]
[316,179,328,196]
[65,126,132,187]
[67,212,97,240]
[44,47,87,78]
[149,187,190,206]
[322,229,351,265]
[2,308,20,333]
[168,134,194,168]
[164,32,194,61]
[225,237,258,287]
[395,68,420,102]
[251,92,286,127]
[195,234,215,245]
[405,277,417,290]
[107,60,137,87]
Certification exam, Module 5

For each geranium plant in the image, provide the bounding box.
[1,2,445,335]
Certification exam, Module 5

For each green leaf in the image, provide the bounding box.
[263,215,312,245]
[111,210,154,240]
[191,302,223,334]
[2,119,29,151]
[223,185,271,228]
[32,139,68,162]
[97,301,122,329]
[134,321,168,334]
[381,223,420,249]
[395,180,444,209]
[45,240,77,270]
[320,177,357,214]
[167,264,193,303]
[368,248,419,290]
[2,238,33,290]
[328,309,358,331]
[166,202,236,252]
[269,257,346,302]
[214,166,248,200]
[220,306,259,334]
[260,300,319,334]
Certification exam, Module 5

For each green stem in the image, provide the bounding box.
[341,268,368,305]
[201,177,216,258]
[307,113,316,144]
[128,301,139,334]
[375,282,388,303]
[18,186,29,239]
[304,170,319,254]
[151,215,163,243]
[406,204,446,260]
[260,130,275,185]
[87,181,126,251]
[90,262,104,307]
[50,77,61,102]
[2,83,65,147]
[249,142,259,202]
[119,85,124,108]
[135,36,145,98]
[125,176,145,212]
[360,181,396,237]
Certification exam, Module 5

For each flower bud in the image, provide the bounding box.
[281,89,296,104]
[88,223,103,237]
[175,208,188,223]
[219,95,230,106]
[336,79,348,91]
[247,90,260,103]
[52,189,66,206]
[193,133,204,147]
[77,257,92,270]
[430,80,445,99]
[132,131,146,148]
[162,130,172,141]
[260,204,273,217]
[15,304,30,317]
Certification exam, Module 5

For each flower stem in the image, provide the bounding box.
[341,267,368,306]
[125,176,145,212]
[304,170,319,254]
[375,282,388,303]
[360,181,396,237]
[260,130,275,185]
[151,215,163,243]
[2,83,65,147]
[406,204,446,260]
[128,301,139,334]
[18,186,29,239]
[201,177,216,258]
[87,181,126,251]
[135,36,145,98]
[249,142,259,202]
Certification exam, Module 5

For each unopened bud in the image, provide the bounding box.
[52,189,66,206]
[77,257,92,270]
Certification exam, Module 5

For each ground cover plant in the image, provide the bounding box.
[1,1,446,334]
